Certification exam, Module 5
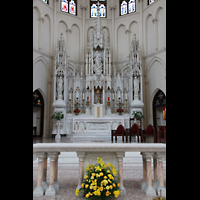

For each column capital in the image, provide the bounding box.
[48,152,60,161]
[152,18,158,24]
[141,152,154,161]
[109,5,117,11]
[156,152,165,162]
[125,29,131,34]
[76,152,85,161]
[80,4,87,10]
[116,152,125,161]
[36,152,47,161]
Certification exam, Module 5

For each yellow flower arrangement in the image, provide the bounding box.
[78,157,122,200]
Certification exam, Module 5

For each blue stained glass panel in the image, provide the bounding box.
[129,0,135,13]
[121,1,127,15]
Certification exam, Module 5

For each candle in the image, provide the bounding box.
[69,93,71,100]
[87,97,89,101]
[112,93,114,100]
[125,93,127,100]
[108,97,110,101]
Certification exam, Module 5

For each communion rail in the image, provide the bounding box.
[33,143,166,198]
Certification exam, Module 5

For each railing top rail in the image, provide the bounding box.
[33,143,166,153]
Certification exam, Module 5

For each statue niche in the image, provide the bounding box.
[93,51,103,76]
[94,86,103,104]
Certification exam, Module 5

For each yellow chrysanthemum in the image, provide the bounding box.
[85,184,89,188]
[106,191,111,196]
[93,189,101,196]
[117,183,120,187]
[110,185,113,189]
[99,186,103,191]
[93,185,97,190]
[81,183,84,188]
[113,190,120,198]
[84,175,88,179]
[106,185,110,190]
[85,193,90,198]
[107,170,110,173]
[76,189,79,196]
[92,173,96,177]
[91,176,94,179]
[113,183,116,187]
[100,172,104,176]
[104,176,107,179]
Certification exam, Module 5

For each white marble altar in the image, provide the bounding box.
[51,1,145,137]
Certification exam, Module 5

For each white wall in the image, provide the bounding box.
[33,0,166,136]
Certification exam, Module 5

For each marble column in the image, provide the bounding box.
[42,152,48,191]
[76,152,85,196]
[152,152,159,190]
[143,152,156,196]
[45,152,60,196]
[54,152,60,191]
[157,153,166,197]
[140,152,147,190]
[33,152,46,196]
[116,152,126,196]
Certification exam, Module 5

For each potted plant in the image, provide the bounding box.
[132,111,145,119]
[116,102,124,115]
[51,111,64,121]
[74,100,81,115]
[76,157,122,200]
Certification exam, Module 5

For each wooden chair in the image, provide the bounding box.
[126,123,140,143]
[111,124,125,143]
[142,124,156,143]
[157,126,166,143]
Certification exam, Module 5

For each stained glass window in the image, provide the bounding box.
[33,90,44,107]
[69,0,76,15]
[149,0,155,5]
[129,0,135,13]
[90,1,106,18]
[43,0,48,4]
[61,0,77,15]
[121,1,127,15]
[91,4,97,17]
[120,0,136,16]
[61,0,68,12]
[153,90,166,107]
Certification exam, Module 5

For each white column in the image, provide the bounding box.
[140,152,147,191]
[109,5,116,62]
[33,152,46,196]
[54,152,60,191]
[80,4,87,60]
[116,152,126,196]
[86,54,88,75]
[157,153,166,197]
[76,152,85,196]
[45,152,60,196]
[42,153,48,191]
[142,152,156,196]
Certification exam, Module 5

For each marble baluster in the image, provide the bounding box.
[143,152,156,196]
[116,152,126,196]
[33,152,46,196]
[54,152,60,191]
[152,152,159,190]
[157,153,166,197]
[76,152,85,196]
[140,152,147,190]
[45,152,59,196]
[42,152,48,192]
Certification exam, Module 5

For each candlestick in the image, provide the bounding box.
[82,99,85,113]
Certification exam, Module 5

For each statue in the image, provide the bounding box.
[57,76,63,100]
[93,51,102,75]
[134,76,139,98]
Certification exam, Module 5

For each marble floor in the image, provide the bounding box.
[33,137,166,200]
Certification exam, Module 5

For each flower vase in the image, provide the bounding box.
[75,112,78,115]
[119,112,121,115]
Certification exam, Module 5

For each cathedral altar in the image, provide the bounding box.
[51,2,144,138]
